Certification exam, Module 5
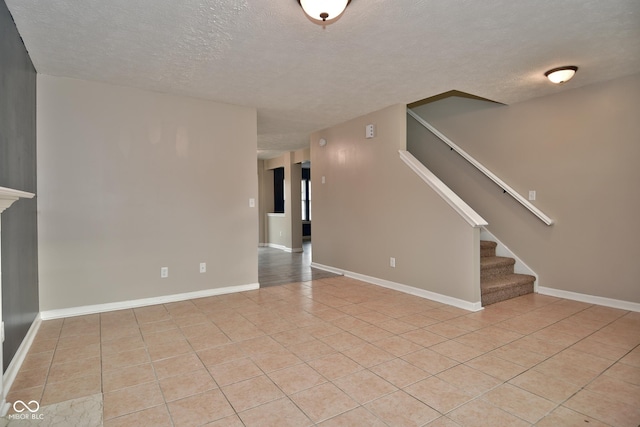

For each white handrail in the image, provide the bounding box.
[407,109,554,226]
[399,150,488,228]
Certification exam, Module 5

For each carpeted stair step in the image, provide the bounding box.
[481,273,535,306]
[480,240,497,258]
[481,256,515,281]
[479,239,536,306]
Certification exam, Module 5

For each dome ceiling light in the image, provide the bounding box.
[545,66,578,84]
[297,0,351,25]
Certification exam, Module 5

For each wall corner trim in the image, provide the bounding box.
[39,283,260,320]
[2,314,42,415]
[538,287,640,312]
[311,262,483,312]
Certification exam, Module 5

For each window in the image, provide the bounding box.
[273,167,285,213]
[301,168,311,221]
[301,180,311,221]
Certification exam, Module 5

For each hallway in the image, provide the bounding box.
[258,241,340,287]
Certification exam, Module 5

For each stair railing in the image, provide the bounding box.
[399,150,488,228]
[407,108,554,226]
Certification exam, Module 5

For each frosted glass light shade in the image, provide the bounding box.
[545,66,578,84]
[299,0,349,22]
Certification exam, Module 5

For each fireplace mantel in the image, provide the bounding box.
[0,186,34,214]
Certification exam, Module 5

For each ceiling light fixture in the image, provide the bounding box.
[298,0,351,25]
[545,66,578,84]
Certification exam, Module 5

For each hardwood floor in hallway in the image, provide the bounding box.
[258,241,340,287]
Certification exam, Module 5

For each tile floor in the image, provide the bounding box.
[258,242,339,287]
[3,276,640,426]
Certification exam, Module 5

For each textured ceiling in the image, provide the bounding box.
[6,0,640,158]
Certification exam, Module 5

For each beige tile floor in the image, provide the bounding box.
[3,276,640,426]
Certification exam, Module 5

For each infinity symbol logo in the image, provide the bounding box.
[12,400,40,413]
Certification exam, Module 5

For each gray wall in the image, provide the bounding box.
[0,0,39,370]
[408,73,640,304]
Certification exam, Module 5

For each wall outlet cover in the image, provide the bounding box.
[366,124,375,139]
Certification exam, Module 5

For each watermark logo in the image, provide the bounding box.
[13,400,39,413]
[8,400,44,420]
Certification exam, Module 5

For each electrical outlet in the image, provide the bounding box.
[366,124,375,139]
[528,190,536,201]
[200,262,206,273]
[390,257,396,268]
[249,198,255,208]
[161,267,168,278]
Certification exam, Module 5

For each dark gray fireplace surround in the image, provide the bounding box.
[0,0,39,372]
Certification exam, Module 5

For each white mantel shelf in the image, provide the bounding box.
[0,186,35,214]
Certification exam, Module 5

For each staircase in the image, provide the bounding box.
[480,240,535,306]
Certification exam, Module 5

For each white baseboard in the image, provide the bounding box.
[538,287,640,312]
[311,262,483,312]
[2,314,42,416]
[40,283,260,320]
[310,262,344,276]
[266,243,303,253]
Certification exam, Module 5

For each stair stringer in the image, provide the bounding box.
[480,228,539,292]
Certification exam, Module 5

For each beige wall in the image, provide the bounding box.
[409,73,640,303]
[37,75,258,311]
[293,148,310,164]
[286,153,303,251]
[312,104,481,304]
[266,214,290,248]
